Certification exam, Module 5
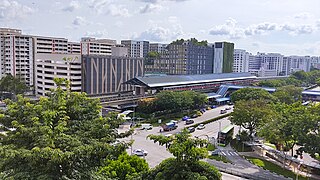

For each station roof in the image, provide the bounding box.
[206,92,221,99]
[215,97,230,102]
[126,73,256,88]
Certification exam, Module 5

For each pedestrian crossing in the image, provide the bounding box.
[221,151,239,156]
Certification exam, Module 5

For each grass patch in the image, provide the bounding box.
[230,139,252,152]
[246,156,308,180]
[264,142,276,149]
[208,155,231,163]
[188,113,230,128]
[207,143,216,151]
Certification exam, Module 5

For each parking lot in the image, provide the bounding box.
[123,105,234,167]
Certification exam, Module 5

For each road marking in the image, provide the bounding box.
[221,152,226,155]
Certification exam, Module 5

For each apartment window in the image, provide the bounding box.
[44,71,54,75]
[57,66,67,70]
[45,82,54,86]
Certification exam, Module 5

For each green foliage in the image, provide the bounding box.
[148,130,208,162]
[231,99,274,137]
[170,38,208,46]
[0,78,128,179]
[230,88,277,103]
[145,158,221,180]
[138,91,207,114]
[0,74,29,99]
[99,153,149,180]
[188,113,230,128]
[146,130,221,179]
[273,85,303,104]
[258,78,302,87]
[246,156,307,180]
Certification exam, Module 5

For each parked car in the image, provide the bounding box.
[133,149,148,156]
[225,107,232,110]
[211,105,217,109]
[170,120,178,124]
[182,116,190,121]
[197,124,205,130]
[191,114,198,118]
[211,149,221,156]
[220,109,227,114]
[185,119,194,125]
[141,123,153,130]
[187,127,195,133]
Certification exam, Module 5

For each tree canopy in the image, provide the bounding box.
[230,87,277,103]
[272,85,303,104]
[0,74,29,99]
[146,130,221,180]
[0,78,128,179]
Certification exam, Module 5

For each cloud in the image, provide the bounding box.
[88,0,130,17]
[139,3,163,13]
[62,1,80,12]
[72,16,87,26]
[137,0,189,3]
[294,12,311,19]
[84,30,108,38]
[209,18,318,39]
[107,4,130,17]
[0,0,33,21]
[135,24,183,42]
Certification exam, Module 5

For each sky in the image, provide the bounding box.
[1,0,320,56]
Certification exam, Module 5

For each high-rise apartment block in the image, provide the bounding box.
[233,49,250,73]
[150,43,167,53]
[145,39,214,75]
[121,40,149,58]
[0,28,34,86]
[213,42,234,73]
[81,37,116,56]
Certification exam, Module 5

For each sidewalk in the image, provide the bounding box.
[239,151,320,180]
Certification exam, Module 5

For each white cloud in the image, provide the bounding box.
[62,1,80,12]
[139,3,163,13]
[209,18,319,39]
[72,16,87,26]
[107,4,130,17]
[137,0,189,3]
[0,0,33,21]
[84,30,109,38]
[135,23,184,42]
[294,12,311,19]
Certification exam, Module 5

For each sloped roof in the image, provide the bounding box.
[126,72,256,88]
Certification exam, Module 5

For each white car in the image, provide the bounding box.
[197,124,205,130]
[133,149,148,156]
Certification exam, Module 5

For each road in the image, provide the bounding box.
[123,105,233,167]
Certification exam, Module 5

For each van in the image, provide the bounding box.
[220,109,227,114]
[141,123,153,130]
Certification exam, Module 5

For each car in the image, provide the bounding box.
[185,119,194,125]
[225,107,232,110]
[182,116,190,121]
[220,109,227,114]
[211,149,221,156]
[191,114,198,118]
[187,127,195,133]
[170,120,178,124]
[133,149,148,156]
[165,134,173,137]
[211,105,217,109]
[197,124,205,130]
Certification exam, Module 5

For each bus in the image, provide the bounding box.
[217,125,234,146]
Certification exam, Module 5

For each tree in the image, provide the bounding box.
[146,130,221,180]
[273,85,303,104]
[230,88,277,103]
[0,74,29,99]
[0,78,128,179]
[231,99,274,138]
[295,104,320,160]
[99,153,149,180]
[259,103,306,155]
[291,70,307,82]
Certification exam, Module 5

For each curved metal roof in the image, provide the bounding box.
[126,72,256,88]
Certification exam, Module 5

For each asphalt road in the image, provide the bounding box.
[123,105,233,167]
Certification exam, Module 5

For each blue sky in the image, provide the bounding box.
[1,0,320,56]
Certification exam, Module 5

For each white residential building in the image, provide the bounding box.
[233,49,250,73]
[283,56,311,75]
[0,28,34,86]
[150,43,167,53]
[121,40,150,58]
[35,54,82,96]
[81,37,116,56]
